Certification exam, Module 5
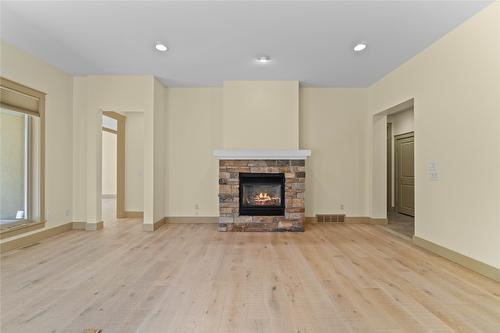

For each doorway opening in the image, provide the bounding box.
[386,104,415,238]
[102,112,125,223]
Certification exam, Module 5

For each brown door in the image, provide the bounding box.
[395,132,414,216]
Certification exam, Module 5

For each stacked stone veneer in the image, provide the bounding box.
[218,159,305,232]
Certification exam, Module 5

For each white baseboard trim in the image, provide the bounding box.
[85,221,104,231]
[413,235,500,282]
[124,211,144,218]
[1,222,73,252]
[143,217,167,231]
[166,216,218,224]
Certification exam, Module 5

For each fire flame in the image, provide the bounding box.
[252,192,280,205]
[256,192,272,201]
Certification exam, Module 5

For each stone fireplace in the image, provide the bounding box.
[239,173,285,216]
[214,150,311,232]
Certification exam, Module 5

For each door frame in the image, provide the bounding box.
[394,131,414,216]
[102,111,126,218]
[387,122,393,212]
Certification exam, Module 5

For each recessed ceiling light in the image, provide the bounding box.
[353,43,367,52]
[256,56,271,64]
[155,42,168,52]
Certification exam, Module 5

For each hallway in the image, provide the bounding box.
[386,211,415,238]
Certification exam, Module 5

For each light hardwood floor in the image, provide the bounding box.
[1,218,499,333]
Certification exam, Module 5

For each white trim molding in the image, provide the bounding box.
[213,149,311,160]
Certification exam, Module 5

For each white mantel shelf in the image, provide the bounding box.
[213,149,311,160]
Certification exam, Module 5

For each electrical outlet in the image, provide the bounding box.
[195,204,199,210]
[65,209,71,218]
[340,204,344,211]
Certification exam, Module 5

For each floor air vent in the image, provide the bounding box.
[316,214,345,223]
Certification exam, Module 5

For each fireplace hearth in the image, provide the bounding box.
[239,173,285,216]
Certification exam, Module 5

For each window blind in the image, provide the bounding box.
[0,77,45,117]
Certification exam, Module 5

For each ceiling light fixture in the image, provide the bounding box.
[353,42,367,52]
[256,56,271,64]
[155,42,168,52]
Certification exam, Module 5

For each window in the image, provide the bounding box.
[102,115,118,132]
[0,77,45,238]
[0,108,30,227]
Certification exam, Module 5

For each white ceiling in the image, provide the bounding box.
[0,1,492,87]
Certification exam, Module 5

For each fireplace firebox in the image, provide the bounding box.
[239,173,285,216]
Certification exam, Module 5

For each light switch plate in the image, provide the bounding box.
[428,161,440,181]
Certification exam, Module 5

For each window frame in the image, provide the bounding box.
[0,77,45,239]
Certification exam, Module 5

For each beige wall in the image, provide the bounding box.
[101,130,117,196]
[165,88,222,217]
[152,79,166,222]
[222,81,299,149]
[163,87,369,218]
[388,107,414,137]
[124,112,144,211]
[72,77,88,222]
[1,2,498,271]
[72,75,158,225]
[368,2,500,267]
[300,88,368,217]
[0,39,74,241]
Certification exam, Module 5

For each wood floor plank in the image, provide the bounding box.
[1,218,499,333]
